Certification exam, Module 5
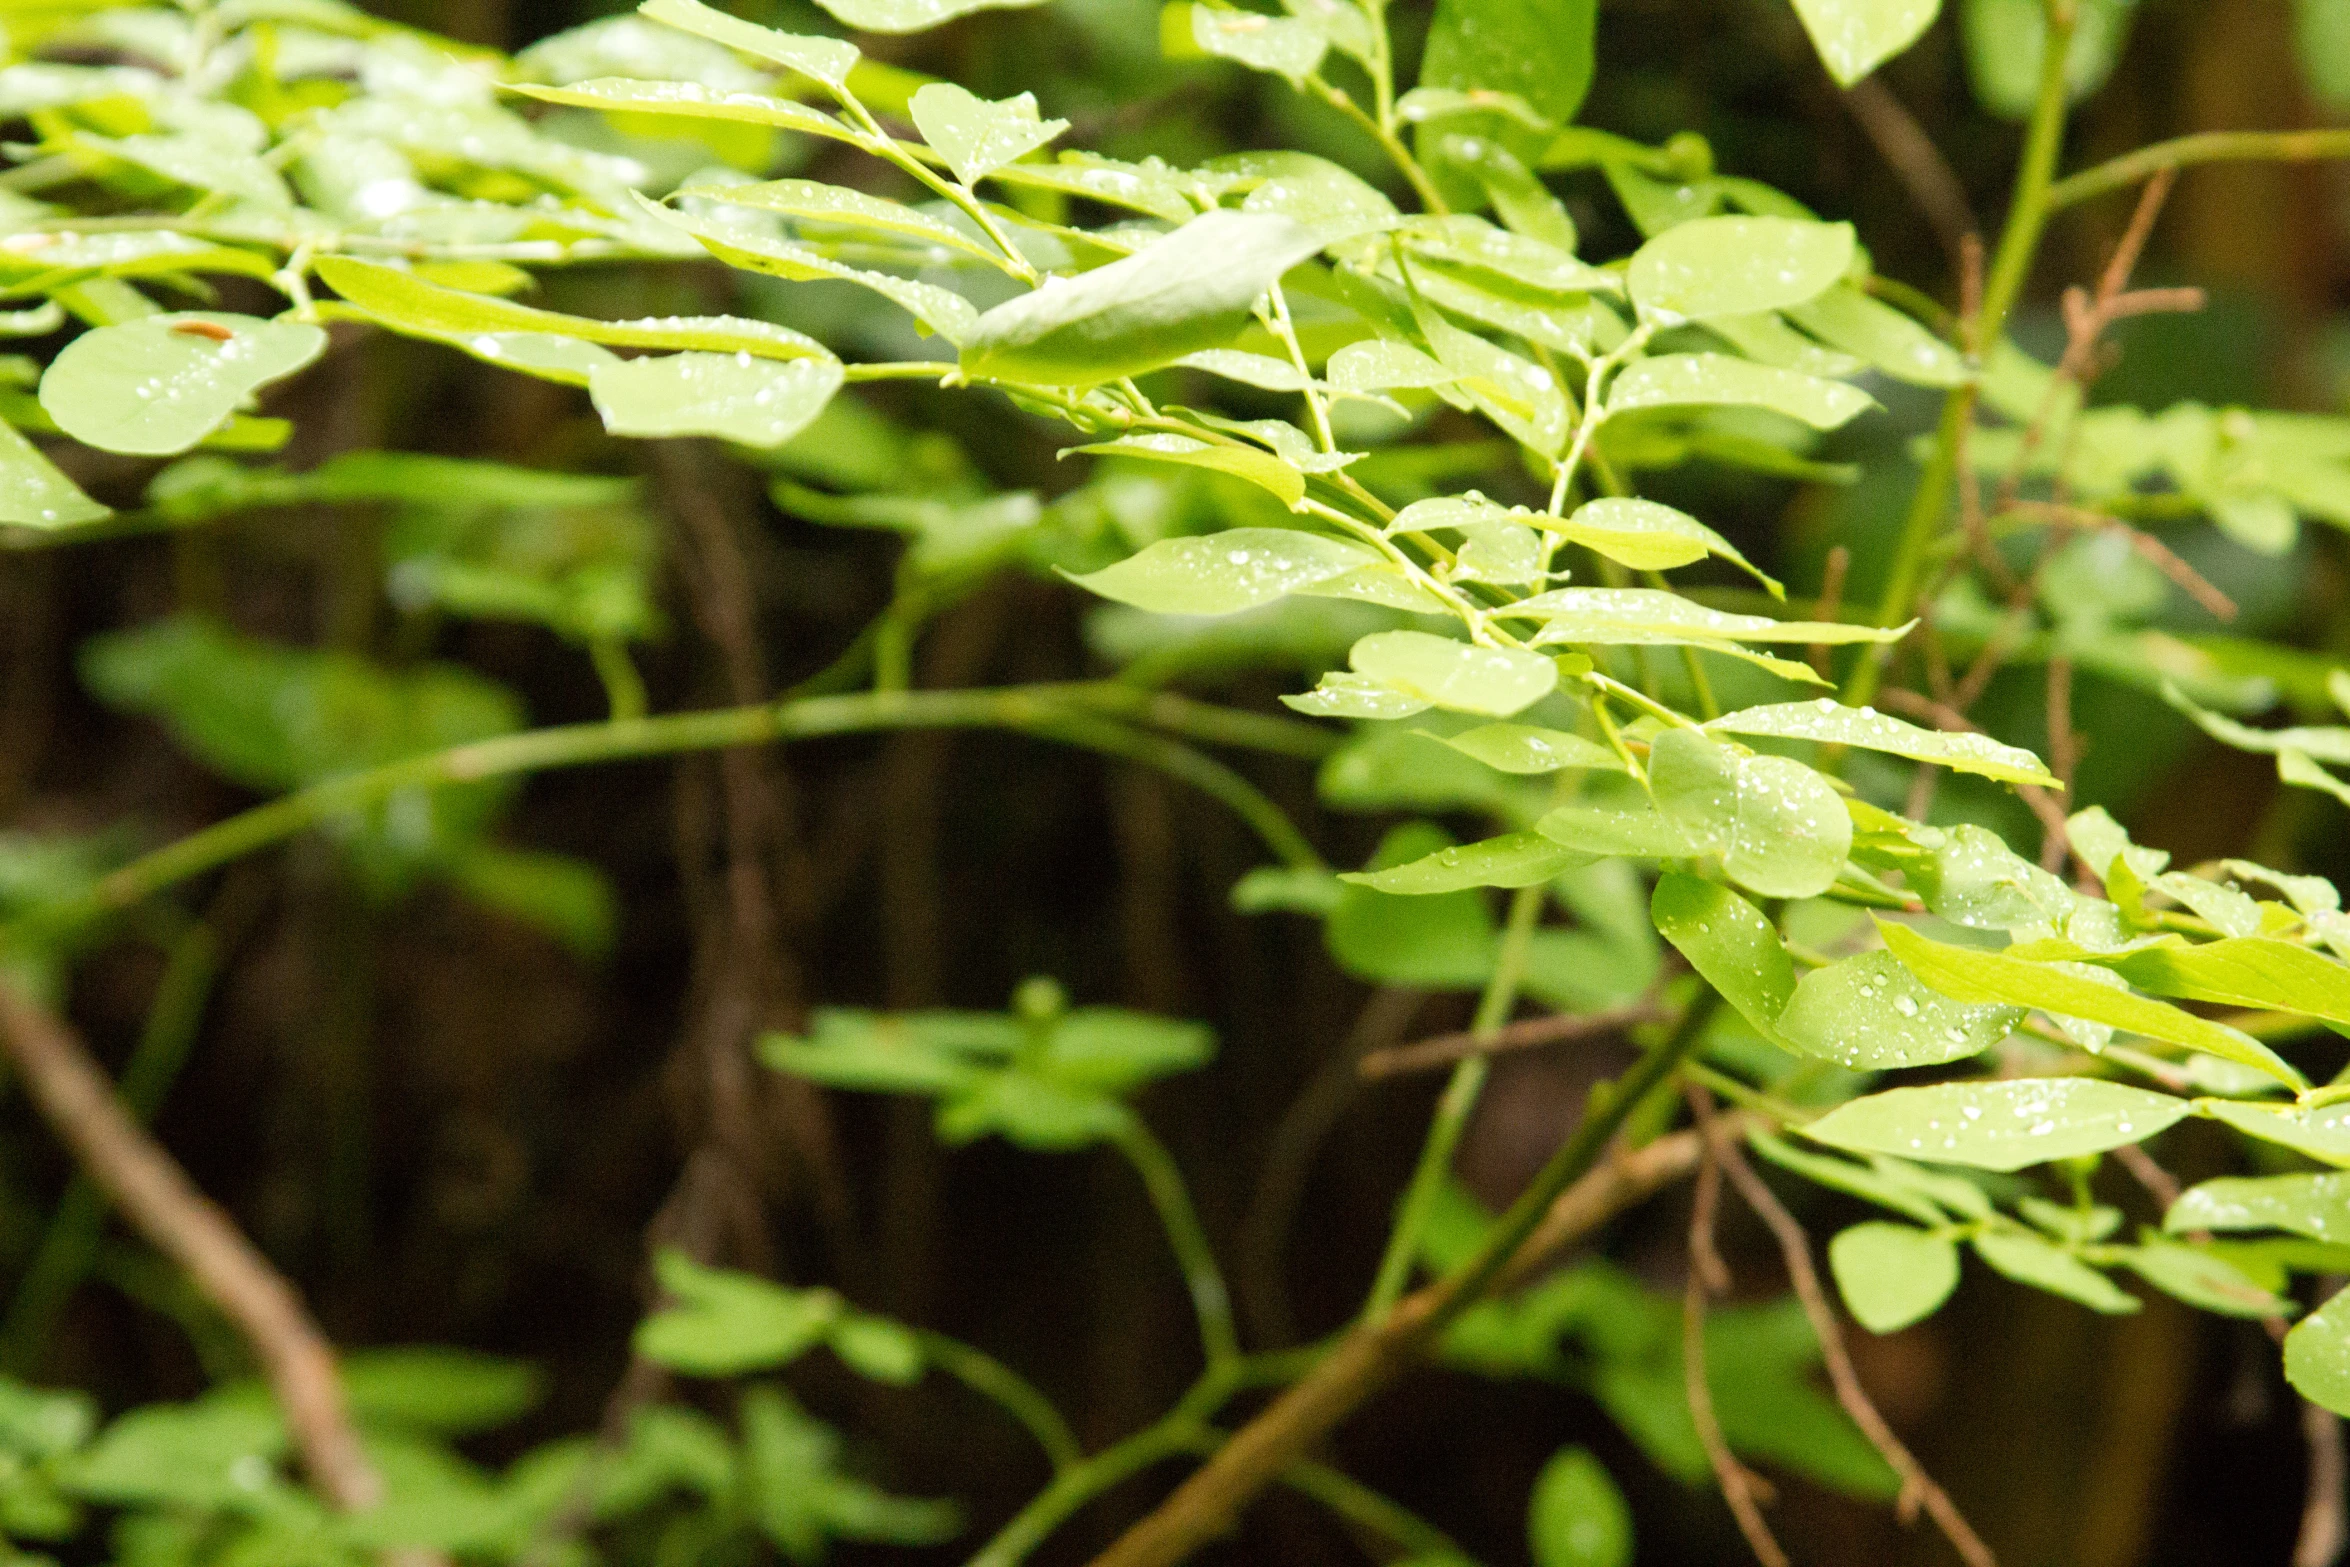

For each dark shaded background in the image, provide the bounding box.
[7,0,2350,1563]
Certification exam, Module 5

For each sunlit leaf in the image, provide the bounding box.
[1192,6,1327,83]
[1787,284,1968,388]
[589,353,843,447]
[1803,1078,2193,1171]
[1438,723,1624,774]
[687,176,1003,263]
[1342,830,1592,894]
[0,419,108,529]
[1649,871,1795,1037]
[1070,434,1305,509]
[1541,497,1781,593]
[1626,217,1856,322]
[2168,1173,2350,1244]
[1789,0,1942,86]
[638,0,861,86]
[1419,0,1597,126]
[1346,630,1558,717]
[40,314,325,457]
[1706,699,2058,787]
[2123,1238,2295,1318]
[1779,949,2020,1069]
[1650,728,1851,899]
[808,0,1049,31]
[1063,528,1378,614]
[910,83,1068,186]
[2287,1288,2350,1417]
[1972,1229,2138,1313]
[1606,353,1874,429]
[1828,1222,1960,1333]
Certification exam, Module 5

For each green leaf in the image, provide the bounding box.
[638,0,861,86]
[828,1315,925,1385]
[2122,1237,2294,1319]
[646,207,980,342]
[40,314,325,457]
[1438,723,1625,774]
[1543,497,1781,593]
[1626,217,1857,322]
[1503,587,1903,646]
[1786,285,1968,388]
[1606,353,1874,429]
[589,353,843,447]
[1326,338,1458,394]
[1328,824,1498,987]
[1341,830,1592,894]
[317,257,832,362]
[2168,1173,2350,1244]
[1827,1223,1960,1333]
[2200,1100,2350,1168]
[1972,1229,2139,1314]
[1528,1446,1633,1567]
[338,1349,546,1437]
[505,75,855,141]
[1536,775,1703,858]
[2297,0,2350,108]
[636,1252,839,1376]
[1747,1130,1949,1224]
[1346,630,1558,717]
[0,419,108,529]
[1649,871,1795,1037]
[1419,0,1597,126]
[1960,0,2137,118]
[65,1402,288,1511]
[1706,698,2059,787]
[1789,0,1942,85]
[2093,937,2350,1033]
[1877,921,2308,1090]
[961,210,1324,386]
[1064,528,1378,614]
[1070,435,1306,509]
[1192,7,1328,83]
[2288,1288,2350,1417]
[910,84,1068,186]
[1779,950,2020,1069]
[1803,1079,2193,1172]
[1649,728,1851,899]
[690,177,1003,264]
[809,0,1047,30]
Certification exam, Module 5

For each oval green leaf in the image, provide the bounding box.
[1347,630,1558,717]
[1627,217,1857,322]
[1828,1222,1961,1333]
[1778,949,2020,1069]
[41,314,326,456]
[1065,528,1378,615]
[1804,1079,2193,1172]
[589,353,844,447]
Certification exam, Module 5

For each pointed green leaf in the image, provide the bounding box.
[1828,1223,1960,1333]
[1071,434,1305,509]
[1650,728,1851,899]
[1419,0,1597,126]
[1877,920,2308,1089]
[1326,338,1458,394]
[2095,937,2350,1032]
[2168,1173,2350,1244]
[1649,871,1795,1037]
[688,177,1003,263]
[1747,1130,1950,1224]
[1503,588,1906,645]
[1790,0,1941,85]
[2123,1237,2296,1318]
[0,419,108,528]
[910,84,1068,186]
[1282,672,1432,720]
[1779,950,2020,1069]
[1706,699,2059,787]
[810,0,1048,30]
[636,1252,839,1376]
[1972,1230,2139,1313]
[589,353,843,447]
[1804,1079,2193,1172]
[1327,824,1497,987]
[1064,528,1377,614]
[644,207,980,342]
[1786,284,1968,388]
[961,210,1324,386]
[2200,1100,2350,1168]
[1438,723,1625,774]
[1627,217,1857,322]
[1528,1446,1633,1567]
[1342,830,1593,894]
[1536,775,1703,858]
[505,77,853,140]
[1193,7,1328,82]
[1543,497,1782,592]
[1606,353,1874,429]
[2288,1288,2350,1416]
[41,314,325,456]
[639,0,860,86]
[1347,630,1557,717]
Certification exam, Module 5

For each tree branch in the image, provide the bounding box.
[2045,129,2350,213]
[1357,995,1671,1080]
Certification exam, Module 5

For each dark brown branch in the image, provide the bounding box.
[1714,1132,1998,1567]
[0,981,380,1512]
[1357,996,1670,1080]
[1684,1091,1787,1567]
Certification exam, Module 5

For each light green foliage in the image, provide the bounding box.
[637,1253,923,1384]
[2168,1174,2350,1244]
[1528,1446,1633,1567]
[588,352,844,446]
[1961,0,2138,117]
[1418,0,1599,126]
[1779,950,2020,1069]
[1828,1222,1961,1333]
[40,315,325,456]
[1804,1079,2193,1172]
[910,84,1068,185]
[1789,0,1942,86]
[1626,217,1856,323]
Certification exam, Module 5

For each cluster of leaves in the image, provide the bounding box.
[4,0,2350,1561]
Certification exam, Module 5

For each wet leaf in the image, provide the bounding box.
[1790,0,1942,85]
[1063,528,1379,614]
[589,353,844,446]
[1787,285,1968,387]
[1192,7,1328,83]
[2168,1173,2350,1244]
[1606,353,1874,429]
[1779,950,2020,1069]
[1438,723,1625,774]
[1804,1079,2193,1172]
[1828,1222,1960,1333]
[0,419,109,529]
[1070,435,1305,509]
[910,84,1068,185]
[639,0,861,86]
[1626,217,1857,322]
[1341,830,1592,894]
[1419,0,1597,126]
[1345,630,1558,717]
[1972,1229,2139,1313]
[1706,698,2059,787]
[1543,497,1781,593]
[2288,1288,2350,1416]
[809,0,1049,30]
[40,314,325,456]
[1649,871,1795,1037]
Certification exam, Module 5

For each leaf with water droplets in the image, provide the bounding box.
[1803,1078,2193,1172]
[1502,589,1903,646]
[1070,435,1305,509]
[2094,937,2350,1032]
[1606,353,1874,430]
[684,177,1003,264]
[1536,775,1703,858]
[1325,339,1457,395]
[961,209,1324,387]
[2200,1100,2350,1168]
[589,353,843,447]
[2123,1238,2295,1318]
[1437,723,1625,774]
[0,419,109,529]
[1650,728,1851,899]
[1282,671,1432,720]
[1192,6,1328,82]
[1341,830,1593,894]
[1541,497,1783,594]
[2167,1173,2350,1244]
[1779,950,2020,1069]
[1708,698,2058,787]
[1419,0,1597,126]
[809,0,1048,30]
[2288,1288,2350,1417]
[1064,528,1378,614]
[1346,630,1558,718]
[1789,0,1941,86]
[910,84,1068,186]
[1878,920,2308,1089]
[1786,284,1968,388]
[505,77,855,142]
[641,206,979,343]
[1649,871,1794,1038]
[638,0,860,86]
[1626,217,1857,322]
[40,314,326,457]
[1972,1229,2139,1313]
[1829,1223,1960,1333]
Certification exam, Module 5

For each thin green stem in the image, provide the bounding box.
[1847,0,2076,707]
[1111,1117,1241,1372]
[1167,1429,1467,1560]
[587,637,648,722]
[2045,128,2350,213]
[15,687,1325,943]
[0,914,228,1369]
[1308,76,1447,215]
[965,1418,1196,1567]
[916,1330,1083,1475]
[1261,281,1336,454]
[1364,883,1544,1317]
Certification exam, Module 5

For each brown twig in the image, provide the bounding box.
[1357,996,1670,1080]
[1877,688,2074,847]
[2111,1144,2182,1211]
[2041,657,2078,872]
[0,981,381,1511]
[1808,546,1850,681]
[1842,76,1977,270]
[1714,1131,1999,1567]
[1683,1089,1788,1567]
[1996,502,2238,621]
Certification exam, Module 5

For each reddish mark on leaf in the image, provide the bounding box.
[170,320,237,342]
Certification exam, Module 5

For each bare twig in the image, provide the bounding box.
[2041,657,2078,872]
[1808,546,1851,681]
[1715,1131,1999,1567]
[1997,503,2239,621]
[2111,1144,2182,1210]
[1842,76,1977,268]
[2300,1398,2348,1567]
[1684,1089,1788,1567]
[1357,996,1669,1080]
[0,981,381,1511]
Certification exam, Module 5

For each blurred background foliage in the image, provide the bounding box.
[3,0,2349,1563]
